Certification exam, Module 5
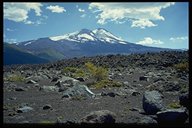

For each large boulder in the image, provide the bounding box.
[143,91,164,114]
[62,84,95,99]
[80,110,116,123]
[156,108,188,124]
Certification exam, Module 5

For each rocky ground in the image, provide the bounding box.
[3,51,189,127]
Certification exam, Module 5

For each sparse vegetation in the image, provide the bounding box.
[62,62,123,89]
[174,62,188,72]
[71,95,86,101]
[7,74,25,82]
[85,62,108,81]
[93,79,123,89]
[39,120,55,124]
[167,102,181,109]
[180,84,188,93]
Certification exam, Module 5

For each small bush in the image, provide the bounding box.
[180,84,188,93]
[73,69,86,78]
[85,62,108,81]
[167,102,181,109]
[174,62,189,72]
[7,74,25,82]
[93,79,123,89]
[71,95,86,101]
[39,120,55,124]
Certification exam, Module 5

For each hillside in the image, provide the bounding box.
[3,43,49,65]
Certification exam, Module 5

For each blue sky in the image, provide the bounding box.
[3,2,189,49]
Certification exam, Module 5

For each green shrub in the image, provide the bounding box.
[85,62,108,81]
[73,69,86,78]
[167,102,181,109]
[85,62,97,75]
[71,95,86,101]
[39,120,55,124]
[93,79,123,89]
[7,74,25,82]
[174,62,189,72]
[180,84,188,93]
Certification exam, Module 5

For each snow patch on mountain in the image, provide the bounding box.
[77,34,95,41]
[49,31,79,41]
[49,28,127,44]
[24,42,31,46]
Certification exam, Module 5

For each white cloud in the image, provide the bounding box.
[46,5,66,13]
[4,2,42,23]
[136,37,164,45]
[131,19,157,29]
[89,2,175,28]
[78,8,85,12]
[170,36,188,42]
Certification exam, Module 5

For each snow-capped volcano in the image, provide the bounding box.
[49,28,127,44]
[13,28,171,62]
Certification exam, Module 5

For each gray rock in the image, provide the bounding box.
[8,97,17,100]
[81,110,116,123]
[43,104,52,110]
[76,77,85,82]
[51,77,59,82]
[62,84,95,99]
[39,86,59,92]
[107,92,116,97]
[17,106,33,113]
[58,86,67,92]
[20,121,30,123]
[101,92,108,96]
[8,112,16,116]
[123,81,129,86]
[139,76,149,81]
[129,108,141,112]
[139,116,157,124]
[131,90,140,96]
[164,81,181,92]
[143,91,164,114]
[60,76,79,85]
[179,93,189,108]
[15,87,26,91]
[26,80,37,84]
[55,81,62,87]
[156,108,188,124]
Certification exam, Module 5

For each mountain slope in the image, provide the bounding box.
[3,43,49,65]
[14,28,173,61]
